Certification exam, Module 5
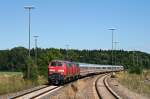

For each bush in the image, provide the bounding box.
[128,65,143,74]
[23,56,38,80]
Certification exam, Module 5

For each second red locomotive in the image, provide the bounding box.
[48,60,80,84]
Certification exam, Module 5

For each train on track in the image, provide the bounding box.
[48,60,123,85]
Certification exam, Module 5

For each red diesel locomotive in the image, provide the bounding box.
[48,60,80,84]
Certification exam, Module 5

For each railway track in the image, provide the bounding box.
[9,73,121,99]
[95,74,121,99]
[10,85,62,99]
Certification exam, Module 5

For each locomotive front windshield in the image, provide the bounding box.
[51,62,62,66]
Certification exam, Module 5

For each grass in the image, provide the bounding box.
[116,70,150,97]
[49,79,87,99]
[0,72,47,95]
[0,72,23,76]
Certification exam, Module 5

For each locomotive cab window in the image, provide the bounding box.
[51,62,62,66]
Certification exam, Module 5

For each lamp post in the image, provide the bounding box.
[114,41,119,65]
[108,28,116,65]
[33,36,39,65]
[24,6,35,57]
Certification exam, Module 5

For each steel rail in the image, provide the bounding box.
[95,74,121,99]
[30,86,61,99]
[104,75,121,99]
[10,85,49,99]
[95,74,105,99]
[10,86,60,99]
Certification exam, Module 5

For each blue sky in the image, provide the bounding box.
[0,0,150,53]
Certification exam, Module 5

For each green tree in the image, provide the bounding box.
[24,56,38,80]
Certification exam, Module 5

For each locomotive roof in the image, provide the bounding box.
[51,60,74,64]
[50,60,123,68]
[51,60,69,62]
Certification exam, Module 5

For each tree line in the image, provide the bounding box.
[0,47,150,78]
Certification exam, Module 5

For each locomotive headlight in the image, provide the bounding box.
[58,70,64,72]
[49,69,55,72]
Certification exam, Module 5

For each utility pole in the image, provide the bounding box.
[24,6,35,57]
[108,28,116,65]
[133,50,135,66]
[147,57,149,68]
[24,6,35,79]
[65,44,69,60]
[33,36,39,65]
[136,53,139,66]
[114,41,119,65]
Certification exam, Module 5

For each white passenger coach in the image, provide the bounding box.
[79,63,124,76]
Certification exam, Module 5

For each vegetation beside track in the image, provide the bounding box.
[0,72,47,95]
[0,47,150,95]
[0,47,150,78]
[0,72,22,76]
[116,70,150,97]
